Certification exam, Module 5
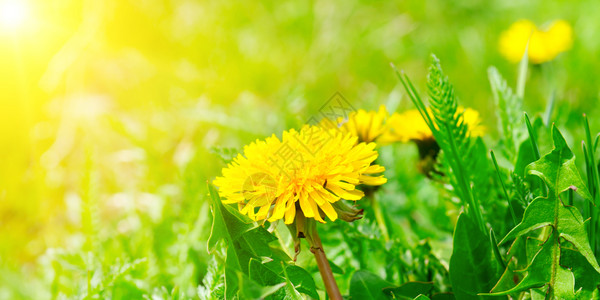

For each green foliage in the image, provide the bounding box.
[206,184,319,299]
[384,281,435,299]
[488,67,524,157]
[6,11,600,297]
[349,270,396,300]
[396,54,486,233]
[210,147,241,164]
[583,114,600,255]
[395,57,600,299]
[562,248,600,299]
[425,56,475,186]
[449,213,502,299]
[526,126,591,201]
[489,126,600,297]
[348,270,437,300]
[284,265,320,299]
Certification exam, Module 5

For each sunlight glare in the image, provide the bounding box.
[0,1,28,30]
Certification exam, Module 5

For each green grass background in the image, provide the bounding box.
[1,0,599,298]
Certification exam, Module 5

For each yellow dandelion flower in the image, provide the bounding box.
[382,107,485,143]
[544,20,573,54]
[380,107,484,176]
[463,108,485,137]
[213,125,387,224]
[333,105,389,143]
[499,19,573,64]
[380,109,432,143]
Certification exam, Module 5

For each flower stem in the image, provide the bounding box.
[367,190,390,242]
[312,246,342,300]
[305,218,342,300]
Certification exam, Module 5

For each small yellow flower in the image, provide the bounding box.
[499,19,573,64]
[213,125,387,224]
[382,107,485,143]
[462,108,486,137]
[380,109,431,143]
[322,105,389,143]
[380,107,484,176]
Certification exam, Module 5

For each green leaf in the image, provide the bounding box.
[489,256,520,297]
[522,127,599,272]
[561,248,600,299]
[328,259,344,275]
[526,126,592,201]
[285,265,319,299]
[278,262,304,300]
[249,259,282,286]
[489,126,600,298]
[524,113,541,161]
[490,230,559,295]
[206,184,252,299]
[383,281,434,299]
[554,265,576,299]
[207,184,294,299]
[449,213,502,299]
[491,242,575,299]
[349,270,395,300]
[489,228,507,270]
[281,281,303,300]
[430,293,455,300]
[488,66,523,157]
[225,265,240,299]
[530,287,547,300]
[515,138,536,178]
[248,259,311,300]
[207,184,232,254]
[210,146,241,163]
[239,226,278,258]
[236,271,286,300]
[207,184,254,256]
[414,295,432,300]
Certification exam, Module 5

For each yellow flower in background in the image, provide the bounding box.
[334,105,389,143]
[381,109,432,143]
[462,108,486,137]
[214,125,386,224]
[382,107,485,143]
[499,19,573,64]
[381,107,485,176]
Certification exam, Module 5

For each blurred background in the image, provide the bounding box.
[1,0,599,298]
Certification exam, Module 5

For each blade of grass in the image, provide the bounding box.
[516,42,529,100]
[445,123,486,233]
[544,92,556,126]
[491,150,517,225]
[524,112,540,160]
[583,114,600,256]
[391,64,435,130]
[583,141,593,239]
[524,112,547,198]
[489,228,506,270]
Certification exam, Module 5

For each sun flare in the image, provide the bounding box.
[0,1,28,30]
